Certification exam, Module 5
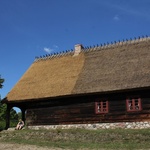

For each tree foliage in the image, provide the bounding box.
[0,75,5,120]
[0,75,4,89]
[0,101,19,128]
[0,102,7,120]
[0,75,5,121]
[0,75,19,129]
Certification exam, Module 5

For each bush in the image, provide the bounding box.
[0,120,5,130]
[10,120,18,127]
[0,120,18,130]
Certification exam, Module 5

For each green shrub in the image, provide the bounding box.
[10,120,18,127]
[0,120,5,130]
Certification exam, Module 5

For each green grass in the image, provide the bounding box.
[0,128,150,149]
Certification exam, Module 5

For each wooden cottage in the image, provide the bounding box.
[2,37,150,129]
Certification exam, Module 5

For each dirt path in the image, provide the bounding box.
[0,142,63,150]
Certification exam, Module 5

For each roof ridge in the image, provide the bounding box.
[34,35,150,62]
[34,49,74,62]
[82,35,150,53]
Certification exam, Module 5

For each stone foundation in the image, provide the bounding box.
[28,122,150,130]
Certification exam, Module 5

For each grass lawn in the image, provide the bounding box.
[0,128,150,150]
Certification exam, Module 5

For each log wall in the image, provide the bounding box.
[26,90,150,126]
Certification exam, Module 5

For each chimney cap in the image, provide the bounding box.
[73,44,84,56]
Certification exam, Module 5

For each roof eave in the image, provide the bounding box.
[3,86,150,104]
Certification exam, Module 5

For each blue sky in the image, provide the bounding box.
[0,0,150,102]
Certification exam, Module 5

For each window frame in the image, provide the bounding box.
[126,97,142,112]
[95,100,109,114]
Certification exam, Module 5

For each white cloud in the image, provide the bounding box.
[113,15,120,21]
[43,45,59,54]
[98,1,150,21]
[111,3,150,20]
[53,45,59,49]
[43,47,53,54]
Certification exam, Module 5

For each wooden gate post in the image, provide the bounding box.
[21,107,26,124]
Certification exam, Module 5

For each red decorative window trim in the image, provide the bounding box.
[126,97,142,112]
[95,100,109,114]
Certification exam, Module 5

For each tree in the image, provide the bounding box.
[0,101,19,128]
[17,112,22,119]
[0,75,5,118]
[0,75,5,116]
[0,75,18,129]
[0,75,4,89]
[0,102,7,120]
[0,75,5,129]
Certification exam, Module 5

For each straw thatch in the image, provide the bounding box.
[5,37,150,102]
[73,39,150,94]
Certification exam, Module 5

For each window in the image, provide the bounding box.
[126,97,142,112]
[95,100,108,114]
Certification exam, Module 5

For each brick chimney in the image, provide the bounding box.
[73,44,84,56]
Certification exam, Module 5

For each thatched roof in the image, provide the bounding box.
[4,37,150,102]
